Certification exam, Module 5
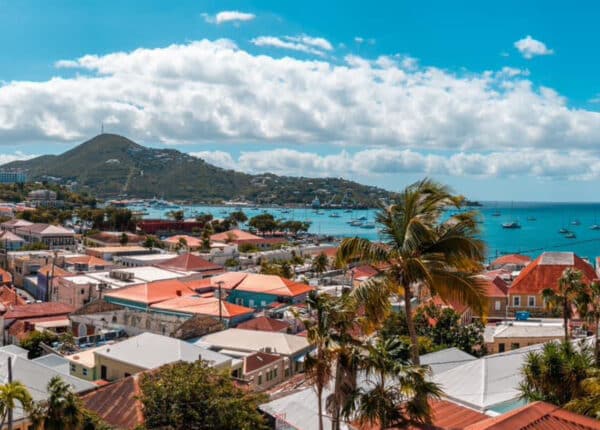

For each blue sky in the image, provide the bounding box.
[1,0,600,201]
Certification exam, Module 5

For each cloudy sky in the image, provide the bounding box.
[1,0,600,201]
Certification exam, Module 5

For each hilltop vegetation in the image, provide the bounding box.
[4,134,394,206]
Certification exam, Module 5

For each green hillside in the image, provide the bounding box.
[4,134,394,206]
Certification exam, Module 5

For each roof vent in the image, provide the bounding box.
[176,290,182,297]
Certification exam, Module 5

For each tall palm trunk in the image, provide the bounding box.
[380,371,386,430]
[564,300,569,342]
[330,360,343,430]
[317,385,324,430]
[404,286,420,365]
[595,315,600,366]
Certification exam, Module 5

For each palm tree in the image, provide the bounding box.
[344,336,441,430]
[576,280,600,365]
[303,292,335,430]
[312,253,328,278]
[519,340,592,406]
[31,376,85,430]
[565,369,600,420]
[543,268,585,342]
[337,179,486,364]
[0,381,32,430]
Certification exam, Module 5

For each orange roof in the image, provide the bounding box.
[0,268,12,284]
[37,265,71,277]
[0,286,25,306]
[236,316,290,332]
[4,302,74,320]
[490,254,532,268]
[65,255,110,267]
[351,265,380,280]
[216,272,314,297]
[210,229,261,242]
[157,253,224,273]
[163,235,203,248]
[510,252,597,295]
[104,279,197,305]
[150,295,254,318]
[484,276,509,298]
[431,296,470,316]
[464,401,600,430]
[354,398,488,430]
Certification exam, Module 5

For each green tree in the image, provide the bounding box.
[576,280,600,364]
[565,369,600,420]
[175,237,188,253]
[348,336,442,430]
[137,361,268,430]
[248,213,278,234]
[337,179,487,364]
[543,268,586,342]
[166,210,184,222]
[20,331,58,359]
[119,232,129,246]
[312,253,328,278]
[0,381,33,430]
[227,210,248,225]
[519,341,592,406]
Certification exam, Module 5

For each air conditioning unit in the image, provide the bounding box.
[109,270,134,281]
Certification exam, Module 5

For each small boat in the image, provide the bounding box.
[565,232,576,239]
[491,211,501,217]
[558,228,569,234]
[571,219,581,226]
[329,212,340,218]
[590,225,600,230]
[502,221,521,229]
[360,222,376,229]
[357,216,367,221]
[344,209,353,213]
[350,220,363,227]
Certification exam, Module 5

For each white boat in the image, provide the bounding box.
[350,220,363,227]
[502,221,521,229]
[360,222,376,229]
[329,212,340,218]
[590,225,600,230]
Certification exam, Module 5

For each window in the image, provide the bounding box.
[498,343,505,353]
[513,296,521,307]
[124,373,131,378]
[82,368,88,376]
[273,368,277,378]
[70,363,76,373]
[494,300,501,311]
[261,300,267,307]
[511,343,520,350]
[249,299,255,307]
[80,289,85,295]
[528,296,536,307]
[235,298,243,305]
[258,374,262,385]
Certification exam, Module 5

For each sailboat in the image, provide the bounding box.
[502,202,520,229]
[329,212,340,218]
[590,225,600,231]
[571,219,581,226]
[565,231,577,239]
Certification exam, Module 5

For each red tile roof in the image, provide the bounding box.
[485,276,509,298]
[244,352,282,373]
[510,252,597,295]
[490,254,532,268]
[236,316,290,332]
[431,296,470,316]
[37,265,71,277]
[0,286,25,307]
[65,255,110,267]
[210,229,262,242]
[0,269,12,285]
[209,272,314,297]
[351,265,380,281]
[80,375,144,430]
[3,302,75,320]
[464,401,600,430]
[150,295,254,318]
[353,398,488,430]
[163,235,203,248]
[157,253,224,273]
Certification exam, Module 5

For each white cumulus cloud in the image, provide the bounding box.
[251,36,330,57]
[202,11,255,24]
[514,35,554,59]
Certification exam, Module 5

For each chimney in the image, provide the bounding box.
[176,290,182,297]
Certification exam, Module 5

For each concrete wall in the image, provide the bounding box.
[94,353,146,382]
[244,358,286,391]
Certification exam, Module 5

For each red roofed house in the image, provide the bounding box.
[2,302,75,344]
[480,275,510,320]
[162,235,204,251]
[236,315,291,333]
[156,253,225,277]
[350,264,381,286]
[242,352,285,391]
[508,252,597,316]
[430,296,473,325]
[489,254,532,271]
[64,255,112,272]
[210,229,285,249]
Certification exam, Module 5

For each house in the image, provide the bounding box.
[210,229,286,249]
[84,231,145,247]
[36,264,72,301]
[242,352,286,391]
[52,275,103,308]
[156,253,225,277]
[198,328,312,376]
[349,264,381,286]
[419,347,477,376]
[85,246,156,261]
[484,320,565,354]
[115,252,179,268]
[508,252,597,317]
[0,268,12,286]
[162,235,204,251]
[63,255,112,272]
[14,223,76,250]
[479,275,509,320]
[0,219,33,233]
[92,332,232,381]
[236,315,291,333]
[202,272,314,310]
[2,302,75,344]
[463,401,600,430]
[4,249,68,288]
[0,286,26,307]
[0,345,95,430]
[0,231,25,251]
[83,265,187,289]
[489,254,532,271]
[430,296,473,325]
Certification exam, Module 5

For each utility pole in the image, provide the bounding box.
[216,280,224,324]
[7,355,12,430]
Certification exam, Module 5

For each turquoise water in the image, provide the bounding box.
[136,202,600,264]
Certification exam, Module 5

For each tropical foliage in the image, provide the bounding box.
[137,361,268,430]
[0,381,32,430]
[337,179,487,364]
[543,268,586,342]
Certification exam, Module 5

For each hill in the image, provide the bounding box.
[4,134,394,206]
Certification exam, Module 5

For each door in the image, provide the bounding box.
[100,365,107,380]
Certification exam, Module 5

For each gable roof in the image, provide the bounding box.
[156,253,224,273]
[420,347,477,376]
[0,231,25,242]
[163,235,203,248]
[244,351,282,373]
[104,279,197,305]
[236,316,290,332]
[150,295,254,319]
[350,265,380,281]
[510,252,597,295]
[484,276,509,298]
[213,272,313,297]
[64,255,110,267]
[80,375,144,430]
[3,302,75,320]
[0,269,13,285]
[199,328,310,356]
[93,332,232,370]
[0,286,25,306]
[465,401,600,430]
[490,254,532,268]
[38,264,71,277]
[210,229,262,242]
[1,219,33,228]
[15,223,74,235]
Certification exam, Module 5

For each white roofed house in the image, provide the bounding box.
[14,223,76,250]
[0,231,26,251]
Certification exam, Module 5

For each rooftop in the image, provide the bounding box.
[198,328,310,356]
[208,272,313,297]
[104,279,197,305]
[210,229,262,242]
[94,332,232,370]
[3,302,75,320]
[150,295,254,319]
[236,316,291,332]
[244,351,282,373]
[156,253,224,273]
